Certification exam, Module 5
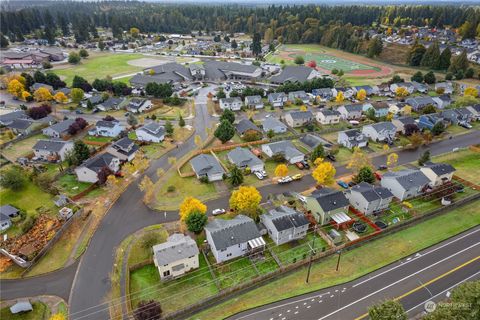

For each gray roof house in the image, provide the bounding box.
[441,108,473,124]
[130,62,193,87]
[300,134,333,150]
[31,82,54,93]
[420,162,456,187]
[244,95,264,109]
[411,81,429,93]
[42,119,75,138]
[304,188,350,225]
[316,108,341,125]
[0,110,28,126]
[96,97,125,111]
[261,140,305,164]
[260,206,310,245]
[391,116,416,134]
[235,119,262,136]
[284,110,314,128]
[153,233,199,280]
[262,117,288,134]
[381,169,430,200]
[127,98,153,113]
[405,96,441,111]
[337,129,368,149]
[288,90,310,104]
[268,92,288,108]
[337,104,363,120]
[362,122,396,142]
[205,215,265,263]
[0,212,11,231]
[227,147,264,172]
[7,118,35,135]
[219,97,243,111]
[466,104,480,121]
[435,82,454,94]
[345,182,394,215]
[74,153,120,183]
[270,66,323,84]
[106,137,139,162]
[0,205,19,218]
[190,154,225,182]
[203,60,262,81]
[33,139,74,161]
[135,122,165,143]
[89,119,124,137]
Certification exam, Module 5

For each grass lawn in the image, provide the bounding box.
[430,149,480,182]
[1,133,46,160]
[83,135,114,144]
[254,251,280,275]
[271,233,329,265]
[127,226,168,266]
[129,254,219,313]
[0,302,50,320]
[53,53,144,85]
[334,147,354,164]
[55,173,94,197]
[212,256,258,289]
[189,199,480,320]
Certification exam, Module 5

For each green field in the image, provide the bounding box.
[430,149,480,182]
[53,53,144,85]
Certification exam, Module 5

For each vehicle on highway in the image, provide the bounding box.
[337,180,348,189]
[212,208,226,216]
[295,162,304,170]
[254,171,264,180]
[292,174,302,180]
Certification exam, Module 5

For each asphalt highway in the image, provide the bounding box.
[229,226,480,320]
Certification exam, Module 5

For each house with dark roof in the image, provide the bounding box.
[288,91,310,105]
[153,233,199,280]
[1,204,19,230]
[244,95,264,109]
[0,110,28,126]
[362,122,396,142]
[74,153,120,183]
[435,82,454,94]
[270,66,323,84]
[42,119,75,138]
[33,139,74,161]
[312,88,337,101]
[261,140,304,164]
[367,102,390,118]
[219,97,242,111]
[7,118,35,135]
[304,188,350,225]
[418,113,447,131]
[96,97,125,111]
[227,147,264,172]
[284,110,314,128]
[466,104,480,121]
[300,134,333,150]
[262,117,288,134]
[420,162,456,187]
[205,215,265,263]
[190,154,225,182]
[337,104,363,120]
[405,96,441,111]
[82,95,104,108]
[337,129,368,149]
[127,98,153,113]
[441,108,473,124]
[345,182,394,215]
[135,122,165,143]
[381,169,430,200]
[130,62,193,87]
[235,119,262,137]
[260,206,309,245]
[267,92,288,108]
[354,85,379,96]
[411,81,429,93]
[391,116,416,134]
[106,137,139,162]
[203,61,262,81]
[89,119,124,137]
[316,108,341,125]
[0,212,12,231]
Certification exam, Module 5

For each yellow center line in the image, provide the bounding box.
[354,255,480,320]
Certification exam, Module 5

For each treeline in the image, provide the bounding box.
[1,1,479,45]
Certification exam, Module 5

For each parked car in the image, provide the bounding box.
[459,122,472,129]
[301,160,310,169]
[377,165,388,170]
[212,208,226,216]
[124,112,130,117]
[278,176,293,184]
[337,180,348,189]
[258,170,268,177]
[292,174,302,180]
[295,162,304,170]
[254,171,264,180]
[374,172,382,180]
[348,181,357,187]
[327,154,336,162]
[75,109,84,114]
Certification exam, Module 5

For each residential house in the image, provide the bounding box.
[316,109,341,125]
[89,119,124,137]
[106,137,139,162]
[205,215,265,263]
[7,118,35,135]
[466,105,480,121]
[436,94,452,109]
[0,213,11,231]
[418,113,447,131]
[284,111,314,128]
[367,102,390,118]
[82,95,104,108]
[135,122,165,143]
[391,116,416,134]
[441,108,473,124]
[190,154,225,182]
[261,140,304,164]
[244,95,264,109]
[270,66,324,85]
[42,119,75,138]
[312,88,337,101]
[0,205,19,218]
[337,104,363,120]
[31,82,54,93]
[288,91,310,105]
[235,119,262,137]
[390,82,415,94]
[300,134,333,150]
[362,122,396,142]
[268,92,288,108]
[345,182,394,215]
[335,87,355,99]
[337,129,368,149]
[227,147,264,172]
[262,117,288,134]
[33,139,74,161]
[420,162,456,187]
[260,206,309,245]
[435,82,454,94]
[0,110,28,126]
[304,188,350,225]
[153,233,199,280]
[75,153,120,183]
[127,98,153,113]
[96,97,125,112]
[381,169,430,200]
[405,96,441,111]
[354,85,379,96]
[411,81,429,93]
[219,97,242,111]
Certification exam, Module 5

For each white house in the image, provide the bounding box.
[260,206,309,245]
[89,119,124,137]
[316,109,341,125]
[288,91,310,105]
[135,122,165,143]
[153,233,199,280]
[106,137,139,162]
[346,182,394,215]
[262,140,304,164]
[42,119,75,138]
[127,98,153,113]
[337,129,368,149]
[244,95,264,109]
[362,122,396,142]
[381,169,430,200]
[74,153,120,183]
[337,104,363,120]
[219,97,242,111]
[33,139,74,162]
[419,162,456,187]
[262,117,288,134]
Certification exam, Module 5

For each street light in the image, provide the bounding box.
[336,249,342,271]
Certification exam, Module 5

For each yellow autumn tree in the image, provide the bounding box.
[356,89,367,101]
[346,147,372,173]
[138,176,154,203]
[299,105,308,112]
[179,197,207,221]
[464,87,478,98]
[382,144,390,151]
[311,158,336,185]
[395,86,409,97]
[54,91,68,103]
[335,91,345,102]
[387,152,399,168]
[49,313,65,320]
[402,105,412,115]
[7,79,24,98]
[21,90,31,101]
[386,112,394,121]
[229,186,262,218]
[274,164,288,177]
[130,27,140,38]
[34,87,53,102]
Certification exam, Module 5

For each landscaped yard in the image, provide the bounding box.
[83,135,114,144]
[189,199,480,320]
[0,302,50,320]
[127,226,169,266]
[55,173,94,197]
[429,148,480,182]
[1,133,47,161]
[270,232,329,265]
[210,256,258,289]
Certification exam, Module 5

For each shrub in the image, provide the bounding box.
[167,185,175,192]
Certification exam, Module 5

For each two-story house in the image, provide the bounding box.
[284,111,314,128]
[244,95,264,109]
[420,162,456,187]
[260,206,310,245]
[268,92,288,108]
[337,104,363,120]
[362,122,396,142]
[89,119,124,137]
[304,188,350,225]
[345,182,394,215]
[316,109,341,125]
[106,137,139,162]
[75,153,120,183]
[381,169,430,200]
[288,90,310,105]
[135,122,165,143]
[337,129,368,149]
[33,139,74,162]
[219,97,243,111]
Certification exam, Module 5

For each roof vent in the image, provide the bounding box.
[231,236,234,240]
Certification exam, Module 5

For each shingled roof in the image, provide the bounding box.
[205,215,261,250]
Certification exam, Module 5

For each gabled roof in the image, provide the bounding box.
[310,188,349,212]
[8,118,33,130]
[366,122,396,133]
[236,119,261,135]
[287,110,314,121]
[268,92,286,100]
[111,137,138,155]
[263,206,309,232]
[350,182,393,201]
[33,139,72,152]
[96,119,120,128]
[0,205,19,217]
[190,154,225,176]
[227,147,263,168]
[205,215,261,250]
[45,119,75,134]
[318,109,341,117]
[383,169,430,189]
[341,128,363,138]
[0,110,28,125]
[300,134,332,149]
[99,97,124,109]
[81,153,117,173]
[263,140,304,159]
[270,66,315,84]
[341,104,363,112]
[203,60,261,80]
[153,233,199,265]
[262,117,287,132]
[245,95,262,104]
[220,97,242,104]
[138,122,165,137]
[394,116,415,125]
[422,162,456,176]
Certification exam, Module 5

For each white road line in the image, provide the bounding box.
[317,242,479,320]
[405,270,480,314]
[352,228,480,288]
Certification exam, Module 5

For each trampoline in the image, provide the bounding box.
[352,222,367,233]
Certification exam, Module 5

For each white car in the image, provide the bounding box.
[258,170,268,177]
[212,208,226,216]
[254,171,264,180]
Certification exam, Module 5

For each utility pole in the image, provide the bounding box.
[336,249,342,271]
[306,225,317,283]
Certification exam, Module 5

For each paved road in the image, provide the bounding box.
[0,124,478,319]
[229,226,480,320]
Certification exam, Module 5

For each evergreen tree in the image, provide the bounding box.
[214,120,235,143]
[411,71,424,83]
[423,71,436,84]
[178,115,185,127]
[353,167,376,184]
[310,144,325,163]
[448,50,469,74]
[164,121,174,137]
[231,39,238,49]
[407,41,426,66]
[418,150,431,166]
[438,47,451,70]
[251,32,262,56]
[73,140,90,165]
[367,37,383,58]
[34,70,46,83]
[431,122,445,136]
[465,67,475,78]
[420,41,440,68]
[185,211,208,234]
[220,109,235,124]
[228,166,244,187]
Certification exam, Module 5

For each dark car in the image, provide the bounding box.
[377,165,388,170]
[348,181,357,187]
[75,109,84,114]
[301,160,310,169]
[327,154,336,162]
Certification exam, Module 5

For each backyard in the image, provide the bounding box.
[1,133,46,161]
[429,148,480,182]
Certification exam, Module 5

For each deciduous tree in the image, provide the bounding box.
[229,186,262,218]
[68,51,81,64]
[7,79,24,98]
[368,300,407,320]
[395,86,409,97]
[70,88,84,103]
[54,92,68,103]
[274,164,288,177]
[335,91,344,102]
[179,197,207,222]
[356,89,367,101]
[418,150,431,166]
[33,87,53,102]
[138,176,154,203]
[386,152,398,168]
[312,158,336,185]
[464,87,478,98]
[347,147,372,173]
[310,144,325,163]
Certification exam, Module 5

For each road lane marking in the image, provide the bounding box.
[353,255,480,320]
[352,227,480,288]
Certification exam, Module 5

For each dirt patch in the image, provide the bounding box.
[127,57,169,68]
